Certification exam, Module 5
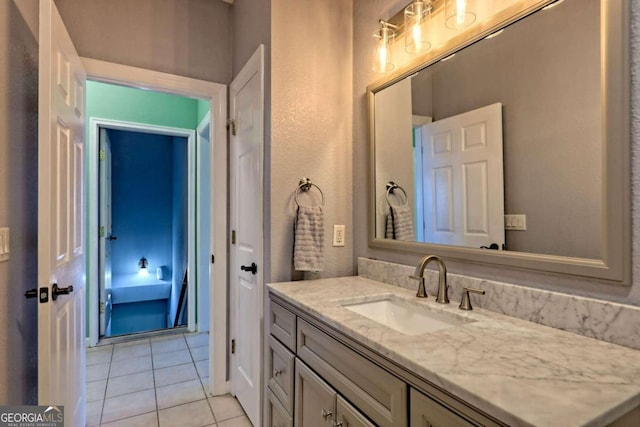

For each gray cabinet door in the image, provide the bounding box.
[336,396,376,427]
[267,388,293,427]
[295,359,337,427]
[410,388,477,427]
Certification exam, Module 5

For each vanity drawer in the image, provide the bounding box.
[270,300,297,351]
[297,319,407,427]
[267,335,295,414]
[266,388,293,427]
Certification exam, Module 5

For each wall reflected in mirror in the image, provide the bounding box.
[374,0,602,260]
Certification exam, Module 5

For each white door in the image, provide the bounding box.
[420,103,504,248]
[230,45,264,427]
[98,128,113,336]
[38,1,86,426]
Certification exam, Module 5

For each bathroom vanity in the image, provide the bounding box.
[266,277,640,427]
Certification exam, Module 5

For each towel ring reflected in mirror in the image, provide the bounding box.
[385,181,408,207]
[295,177,325,207]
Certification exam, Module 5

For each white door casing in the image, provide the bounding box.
[230,45,265,427]
[420,103,505,248]
[38,1,86,426]
[83,59,228,396]
[98,128,113,336]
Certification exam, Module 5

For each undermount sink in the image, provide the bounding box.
[342,296,473,335]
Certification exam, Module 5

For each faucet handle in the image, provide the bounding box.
[409,275,427,298]
[459,287,485,310]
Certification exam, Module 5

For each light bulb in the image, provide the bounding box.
[412,23,423,52]
[456,0,467,28]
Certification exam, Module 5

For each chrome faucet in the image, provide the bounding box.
[409,255,450,304]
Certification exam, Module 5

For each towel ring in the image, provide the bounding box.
[295,177,325,207]
[385,181,408,207]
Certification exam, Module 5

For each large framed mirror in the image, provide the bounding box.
[368,0,630,284]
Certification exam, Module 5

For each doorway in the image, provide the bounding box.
[84,58,228,397]
[98,126,190,338]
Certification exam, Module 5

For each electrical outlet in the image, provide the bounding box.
[504,215,527,231]
[333,225,346,247]
[0,228,9,262]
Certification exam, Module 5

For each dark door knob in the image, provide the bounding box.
[240,263,257,275]
[52,283,74,301]
[107,235,117,241]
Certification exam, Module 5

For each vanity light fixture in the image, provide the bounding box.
[542,0,565,10]
[404,0,432,54]
[138,257,149,276]
[445,0,476,30]
[484,29,504,40]
[372,20,397,73]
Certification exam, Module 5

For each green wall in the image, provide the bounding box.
[86,81,205,338]
[86,81,199,129]
[197,98,210,125]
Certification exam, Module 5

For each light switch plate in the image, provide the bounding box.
[333,225,346,247]
[504,215,527,231]
[0,227,9,262]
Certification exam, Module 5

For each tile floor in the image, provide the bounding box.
[86,333,252,427]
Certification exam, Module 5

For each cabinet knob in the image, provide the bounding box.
[274,369,282,377]
[321,409,333,420]
[333,421,343,427]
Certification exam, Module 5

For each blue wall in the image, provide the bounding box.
[109,130,187,280]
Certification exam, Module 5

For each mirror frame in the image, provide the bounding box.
[367,0,630,285]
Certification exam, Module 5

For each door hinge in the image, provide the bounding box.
[99,149,106,161]
[99,302,105,313]
[231,339,236,354]
[99,226,105,238]
[211,254,215,264]
[231,230,236,245]
[227,119,236,136]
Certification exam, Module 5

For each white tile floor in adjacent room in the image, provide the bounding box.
[86,333,252,427]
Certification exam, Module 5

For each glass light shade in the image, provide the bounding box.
[445,0,476,30]
[372,26,396,73]
[404,1,431,54]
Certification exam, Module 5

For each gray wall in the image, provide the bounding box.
[354,0,640,305]
[0,0,39,405]
[54,0,233,84]
[232,0,273,281]
[270,0,354,282]
[409,0,601,258]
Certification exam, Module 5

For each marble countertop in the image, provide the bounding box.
[268,276,640,427]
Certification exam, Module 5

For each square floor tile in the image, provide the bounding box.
[189,345,209,362]
[200,377,211,395]
[100,411,158,427]
[156,379,206,409]
[154,362,198,388]
[87,347,113,366]
[151,336,187,354]
[158,399,215,427]
[113,342,151,361]
[106,370,154,398]
[209,394,245,422]
[110,355,152,378]
[218,415,252,427]
[153,349,192,369]
[87,362,110,382]
[195,360,209,378]
[87,379,107,402]
[186,334,208,348]
[102,389,157,424]
[86,399,103,426]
